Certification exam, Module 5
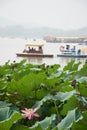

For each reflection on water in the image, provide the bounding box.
[0,37,87,67]
[26,57,43,64]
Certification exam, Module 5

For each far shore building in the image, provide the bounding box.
[43,36,87,43]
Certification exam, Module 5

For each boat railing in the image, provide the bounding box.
[23,49,43,54]
[62,50,76,55]
[28,49,43,53]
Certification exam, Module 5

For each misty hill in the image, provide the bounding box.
[0,17,87,38]
[0,25,87,39]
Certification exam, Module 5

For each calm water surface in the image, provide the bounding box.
[0,37,86,68]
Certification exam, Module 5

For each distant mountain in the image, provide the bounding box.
[0,25,87,38]
[0,17,87,38]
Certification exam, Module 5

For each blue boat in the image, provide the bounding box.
[57,45,87,58]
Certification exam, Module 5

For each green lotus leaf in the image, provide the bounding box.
[11,124,30,130]
[57,108,82,130]
[34,90,76,108]
[72,110,87,130]
[30,114,56,130]
[0,107,22,130]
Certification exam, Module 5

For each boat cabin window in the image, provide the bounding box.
[77,49,81,55]
[66,45,70,50]
[71,46,76,52]
[29,47,36,51]
[39,46,42,50]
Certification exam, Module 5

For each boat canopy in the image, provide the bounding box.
[25,43,44,47]
[82,47,87,51]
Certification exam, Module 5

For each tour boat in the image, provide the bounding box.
[57,45,87,58]
[16,43,53,58]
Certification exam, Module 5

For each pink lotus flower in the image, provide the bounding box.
[21,107,40,120]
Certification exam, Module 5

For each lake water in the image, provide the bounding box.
[0,37,86,68]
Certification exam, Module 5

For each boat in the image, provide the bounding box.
[16,43,53,58]
[57,45,87,58]
[57,54,87,58]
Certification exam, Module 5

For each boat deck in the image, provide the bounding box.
[57,54,87,58]
[16,53,53,58]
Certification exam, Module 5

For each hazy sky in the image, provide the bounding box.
[0,0,87,29]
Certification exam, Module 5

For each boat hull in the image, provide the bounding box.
[57,54,87,58]
[16,53,53,58]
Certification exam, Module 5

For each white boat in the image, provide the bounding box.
[57,45,87,58]
[16,43,53,58]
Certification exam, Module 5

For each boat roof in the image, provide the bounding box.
[25,43,44,47]
[82,47,87,51]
